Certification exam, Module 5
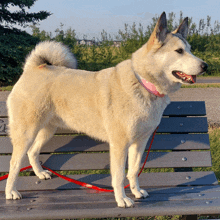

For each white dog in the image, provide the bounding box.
[6,12,207,207]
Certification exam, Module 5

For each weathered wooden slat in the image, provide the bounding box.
[147,133,210,150]
[0,102,7,118]
[1,189,220,206]
[0,171,217,192]
[0,117,209,136]
[1,190,220,206]
[1,197,219,220]
[158,117,208,133]
[0,118,7,135]
[0,134,210,154]
[0,185,220,219]
[0,151,212,172]
[163,101,206,116]
[0,101,206,118]
[2,185,220,198]
[2,185,220,199]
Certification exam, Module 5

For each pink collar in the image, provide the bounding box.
[134,72,165,97]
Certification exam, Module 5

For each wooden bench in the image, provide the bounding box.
[0,100,220,219]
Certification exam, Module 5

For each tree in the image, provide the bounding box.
[30,24,51,41]
[0,0,51,28]
[0,0,51,85]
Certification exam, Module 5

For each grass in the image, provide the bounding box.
[79,216,182,220]
[0,86,13,91]
[181,83,220,88]
[193,127,220,182]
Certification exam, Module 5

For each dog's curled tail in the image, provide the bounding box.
[24,41,77,71]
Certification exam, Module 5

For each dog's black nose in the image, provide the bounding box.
[201,62,208,71]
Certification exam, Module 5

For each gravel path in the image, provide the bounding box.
[197,77,220,83]
[0,91,10,102]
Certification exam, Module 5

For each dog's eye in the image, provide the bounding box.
[175,48,184,54]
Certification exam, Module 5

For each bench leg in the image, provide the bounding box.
[181,215,197,220]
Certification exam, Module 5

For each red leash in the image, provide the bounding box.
[0,127,158,192]
[0,166,32,181]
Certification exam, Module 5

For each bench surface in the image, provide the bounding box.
[0,101,220,219]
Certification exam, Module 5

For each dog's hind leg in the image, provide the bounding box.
[5,124,40,200]
[127,137,150,199]
[27,123,57,180]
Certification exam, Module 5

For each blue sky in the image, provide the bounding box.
[13,0,220,40]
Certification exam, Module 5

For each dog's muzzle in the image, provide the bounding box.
[172,62,208,84]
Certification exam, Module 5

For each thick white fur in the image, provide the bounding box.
[24,41,77,70]
[5,13,207,208]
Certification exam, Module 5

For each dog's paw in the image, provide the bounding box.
[116,196,135,208]
[6,190,22,200]
[36,170,52,180]
[132,188,149,199]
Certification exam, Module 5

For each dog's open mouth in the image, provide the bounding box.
[172,71,196,84]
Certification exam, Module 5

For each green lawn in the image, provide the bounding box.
[181,83,220,88]
[0,86,13,91]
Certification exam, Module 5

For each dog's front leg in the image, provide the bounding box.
[110,143,134,208]
[127,137,150,199]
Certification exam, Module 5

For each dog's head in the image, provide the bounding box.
[132,12,208,94]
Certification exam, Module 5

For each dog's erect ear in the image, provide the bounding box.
[147,12,168,51]
[172,17,188,39]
